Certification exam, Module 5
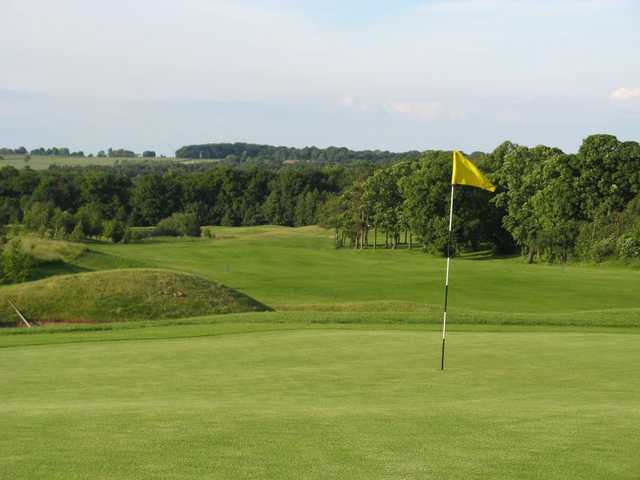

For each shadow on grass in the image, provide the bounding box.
[227,287,273,312]
[75,250,149,270]
[461,250,521,261]
[30,261,91,281]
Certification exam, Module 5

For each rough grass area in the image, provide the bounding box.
[0,269,268,325]
[19,236,88,262]
[1,324,639,479]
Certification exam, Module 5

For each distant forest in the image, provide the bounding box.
[0,147,156,158]
[175,142,422,165]
[0,134,639,264]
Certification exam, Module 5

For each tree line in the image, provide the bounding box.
[327,135,640,263]
[0,134,638,264]
[176,142,421,165]
[0,162,361,244]
[0,147,157,158]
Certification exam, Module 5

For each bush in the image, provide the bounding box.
[155,213,201,237]
[422,217,459,257]
[75,203,104,238]
[69,221,86,242]
[51,209,76,239]
[23,202,54,234]
[201,227,216,239]
[103,219,126,243]
[128,228,156,241]
[617,232,640,259]
[1,239,33,284]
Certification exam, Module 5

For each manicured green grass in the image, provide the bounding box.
[0,269,267,325]
[76,226,640,323]
[1,323,639,479]
[2,227,639,478]
[4,226,639,327]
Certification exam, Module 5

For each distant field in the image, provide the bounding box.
[0,154,179,170]
[1,322,639,479]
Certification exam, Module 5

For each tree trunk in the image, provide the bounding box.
[527,248,535,264]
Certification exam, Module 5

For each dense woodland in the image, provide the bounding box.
[0,134,639,270]
[331,135,640,263]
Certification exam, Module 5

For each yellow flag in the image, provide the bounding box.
[451,151,496,192]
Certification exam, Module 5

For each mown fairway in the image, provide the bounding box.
[80,226,640,325]
[1,324,639,479]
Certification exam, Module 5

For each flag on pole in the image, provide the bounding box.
[452,151,496,192]
[441,151,496,370]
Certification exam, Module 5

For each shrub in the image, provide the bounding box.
[23,202,54,234]
[422,217,459,257]
[617,225,640,259]
[1,239,33,284]
[201,228,216,239]
[51,209,76,239]
[156,212,201,237]
[69,221,86,242]
[583,236,616,262]
[128,228,156,241]
[75,203,104,238]
[103,219,126,243]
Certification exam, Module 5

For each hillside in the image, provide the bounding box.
[0,269,268,326]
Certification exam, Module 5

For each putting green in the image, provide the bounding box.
[1,326,639,479]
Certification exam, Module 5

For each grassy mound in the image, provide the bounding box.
[0,269,268,325]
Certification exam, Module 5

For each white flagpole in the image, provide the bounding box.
[440,184,455,370]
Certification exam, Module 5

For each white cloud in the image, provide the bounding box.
[610,87,640,101]
[384,101,466,121]
[386,101,442,120]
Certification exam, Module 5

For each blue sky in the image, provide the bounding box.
[1,0,639,155]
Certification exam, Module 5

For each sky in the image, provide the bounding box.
[1,0,639,155]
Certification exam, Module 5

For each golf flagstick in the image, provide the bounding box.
[440,151,496,370]
[441,184,455,370]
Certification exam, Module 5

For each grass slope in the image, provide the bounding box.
[0,269,267,325]
[1,324,639,479]
[74,226,640,325]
